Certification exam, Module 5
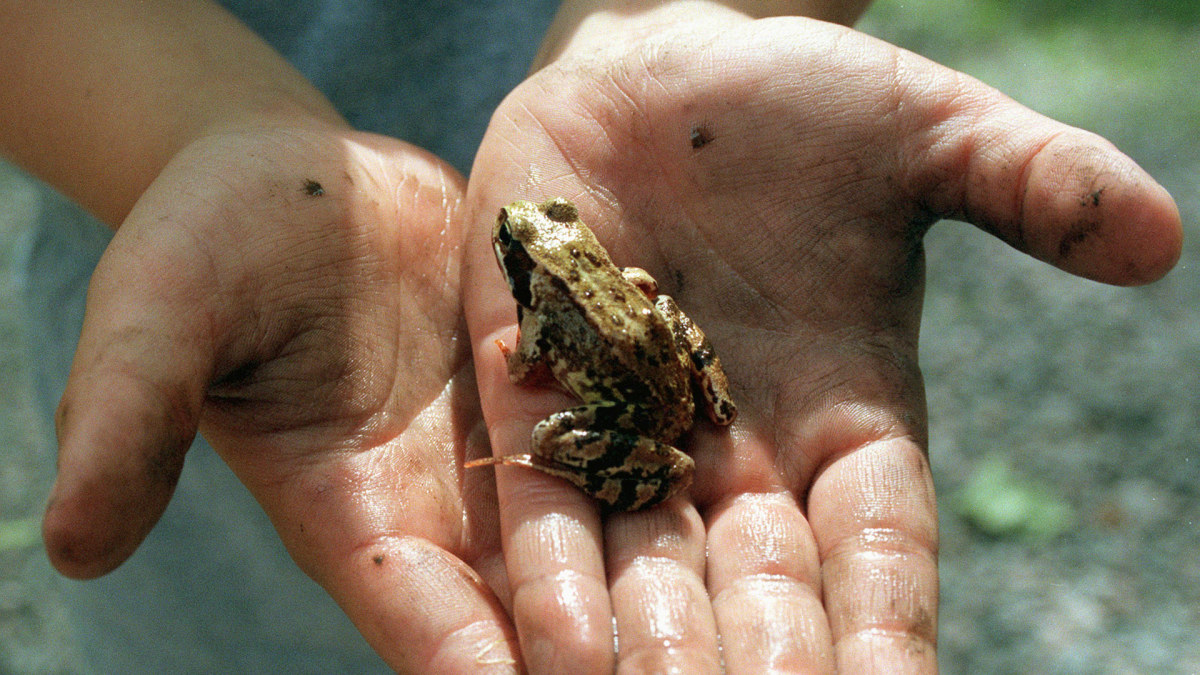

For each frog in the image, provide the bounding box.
[467,197,737,511]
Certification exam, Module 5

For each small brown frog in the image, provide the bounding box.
[469,198,736,511]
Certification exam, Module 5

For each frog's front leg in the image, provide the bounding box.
[620,266,658,297]
[481,403,693,511]
[496,305,555,386]
[655,295,738,426]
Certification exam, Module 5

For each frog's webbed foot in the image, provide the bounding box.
[654,295,738,426]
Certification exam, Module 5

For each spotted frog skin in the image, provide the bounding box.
[471,198,737,511]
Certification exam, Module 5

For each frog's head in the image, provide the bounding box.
[493,198,580,308]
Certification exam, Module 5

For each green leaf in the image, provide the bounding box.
[951,455,1075,541]
[0,516,42,552]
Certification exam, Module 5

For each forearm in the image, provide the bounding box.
[0,0,343,226]
[535,0,872,69]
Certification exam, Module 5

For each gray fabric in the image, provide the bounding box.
[232,0,558,174]
[16,1,556,671]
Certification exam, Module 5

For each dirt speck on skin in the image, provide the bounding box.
[1081,188,1105,208]
[689,124,714,150]
[671,269,686,294]
[1057,218,1103,260]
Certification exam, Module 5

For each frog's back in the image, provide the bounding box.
[542,266,692,412]
[515,199,693,423]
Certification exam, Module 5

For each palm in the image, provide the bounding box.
[464,17,1180,673]
[46,125,516,672]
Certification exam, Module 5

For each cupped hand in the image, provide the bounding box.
[42,121,521,672]
[463,14,1181,674]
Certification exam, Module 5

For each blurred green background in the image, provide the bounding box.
[1,1,1197,673]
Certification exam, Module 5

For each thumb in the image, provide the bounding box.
[43,231,214,579]
[904,66,1182,286]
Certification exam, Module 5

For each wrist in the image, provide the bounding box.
[183,88,347,159]
[0,1,345,227]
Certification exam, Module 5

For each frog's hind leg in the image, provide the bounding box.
[535,429,693,512]
[528,404,694,511]
[464,444,686,511]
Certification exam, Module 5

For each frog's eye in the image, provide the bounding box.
[542,198,578,223]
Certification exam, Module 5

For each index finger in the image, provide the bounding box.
[473,324,617,674]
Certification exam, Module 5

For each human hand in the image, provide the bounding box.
[463,11,1182,674]
[42,121,523,672]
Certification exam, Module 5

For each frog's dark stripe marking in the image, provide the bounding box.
[501,239,534,307]
[717,399,735,423]
[565,429,638,475]
[604,484,642,512]
[602,469,677,512]
[534,333,553,360]
[617,379,654,407]
[582,248,606,268]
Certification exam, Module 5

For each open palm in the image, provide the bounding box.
[43,123,520,672]
[463,16,1181,673]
